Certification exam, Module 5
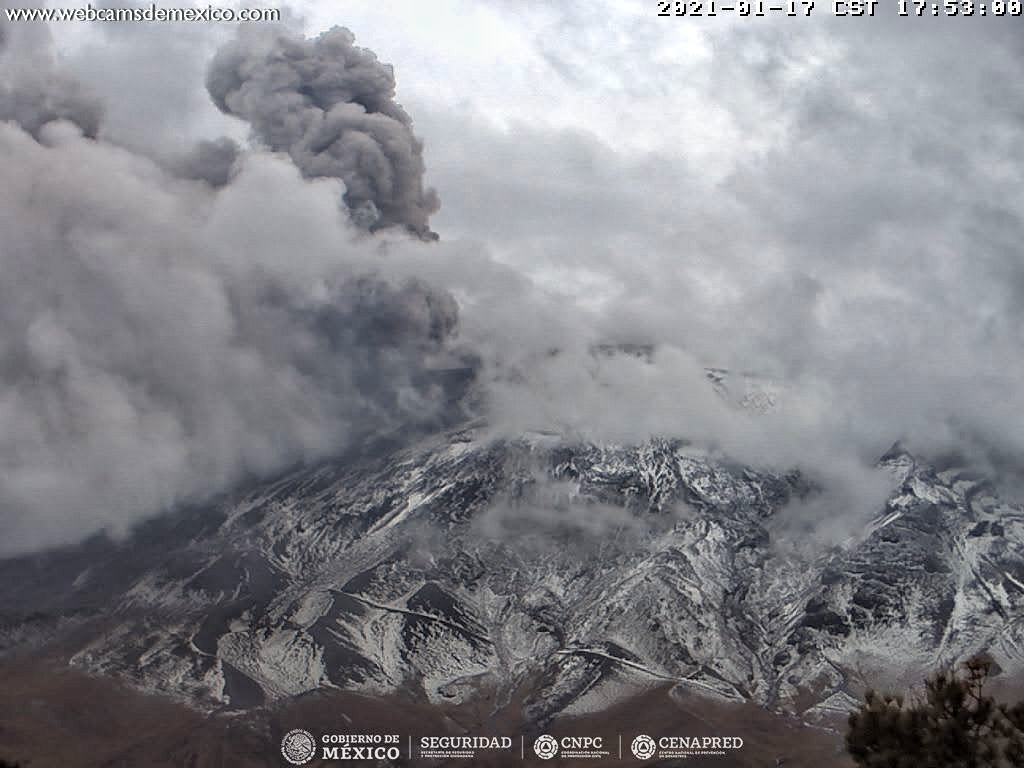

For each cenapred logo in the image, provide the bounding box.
[630,733,744,760]
[533,734,559,760]
[281,729,317,765]
[631,734,657,760]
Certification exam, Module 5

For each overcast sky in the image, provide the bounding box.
[2,2,1023,553]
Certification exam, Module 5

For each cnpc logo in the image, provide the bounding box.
[533,735,558,760]
[533,734,605,760]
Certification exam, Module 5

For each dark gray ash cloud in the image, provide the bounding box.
[0,18,469,556]
[0,9,103,139]
[206,24,440,239]
[172,136,241,187]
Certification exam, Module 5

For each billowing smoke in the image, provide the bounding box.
[206,25,440,239]
[171,136,241,188]
[0,19,470,556]
[0,11,102,139]
[0,68,102,139]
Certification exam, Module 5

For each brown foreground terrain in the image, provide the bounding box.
[0,655,850,768]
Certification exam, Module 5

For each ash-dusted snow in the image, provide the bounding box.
[5,425,1024,724]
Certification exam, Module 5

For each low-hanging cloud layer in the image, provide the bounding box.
[2,5,1024,555]
[414,10,1024,469]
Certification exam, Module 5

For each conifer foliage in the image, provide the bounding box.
[847,656,1024,767]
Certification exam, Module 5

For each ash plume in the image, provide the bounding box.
[172,136,241,187]
[206,25,440,239]
[0,70,103,140]
[0,20,469,556]
[0,9,102,139]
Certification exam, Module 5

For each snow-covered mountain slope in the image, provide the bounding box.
[2,425,1023,725]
